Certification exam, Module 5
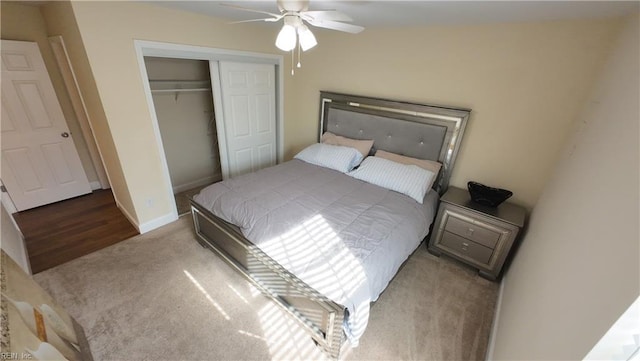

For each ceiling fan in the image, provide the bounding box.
[223,0,364,73]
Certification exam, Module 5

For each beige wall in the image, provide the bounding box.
[491,14,639,359]
[40,1,138,224]
[287,19,621,208]
[66,1,283,226]
[0,1,98,185]
[38,1,622,227]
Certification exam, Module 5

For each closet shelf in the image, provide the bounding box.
[149,79,211,91]
[148,79,211,99]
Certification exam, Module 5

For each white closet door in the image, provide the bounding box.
[1,40,91,211]
[218,62,276,178]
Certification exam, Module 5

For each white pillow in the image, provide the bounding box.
[348,157,434,203]
[294,143,364,173]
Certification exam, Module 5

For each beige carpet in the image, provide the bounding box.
[34,216,499,360]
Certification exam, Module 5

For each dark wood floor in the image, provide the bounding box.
[13,190,139,274]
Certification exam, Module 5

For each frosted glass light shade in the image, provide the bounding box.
[298,25,317,51]
[276,24,296,51]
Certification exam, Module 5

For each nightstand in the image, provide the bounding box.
[428,186,526,280]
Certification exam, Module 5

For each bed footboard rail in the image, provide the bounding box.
[190,200,346,359]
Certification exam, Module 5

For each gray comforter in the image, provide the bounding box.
[194,159,438,345]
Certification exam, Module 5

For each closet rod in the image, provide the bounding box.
[151,88,211,93]
[148,79,210,84]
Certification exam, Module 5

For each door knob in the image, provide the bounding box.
[61,132,69,138]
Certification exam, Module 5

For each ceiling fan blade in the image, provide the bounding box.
[229,17,282,24]
[301,10,353,22]
[306,19,364,34]
[220,3,281,18]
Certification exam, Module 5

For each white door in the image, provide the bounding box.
[1,40,91,211]
[218,62,276,178]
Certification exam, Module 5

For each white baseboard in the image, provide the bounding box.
[114,200,140,231]
[486,274,506,360]
[172,174,220,194]
[138,212,178,234]
[115,199,177,234]
[89,181,102,190]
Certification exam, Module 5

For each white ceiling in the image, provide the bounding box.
[150,1,638,27]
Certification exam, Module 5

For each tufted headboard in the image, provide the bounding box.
[319,92,470,194]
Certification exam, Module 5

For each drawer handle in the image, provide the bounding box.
[467,228,475,235]
[462,242,469,247]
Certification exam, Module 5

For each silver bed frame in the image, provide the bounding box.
[190,92,470,359]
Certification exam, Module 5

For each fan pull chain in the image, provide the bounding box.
[291,49,294,75]
[297,41,302,68]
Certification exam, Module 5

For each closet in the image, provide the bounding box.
[144,57,222,214]
[137,41,282,219]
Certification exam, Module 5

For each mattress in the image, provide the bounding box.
[194,159,438,345]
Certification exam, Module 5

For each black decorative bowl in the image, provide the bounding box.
[467,181,513,208]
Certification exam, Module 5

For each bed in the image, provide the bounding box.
[190,92,470,359]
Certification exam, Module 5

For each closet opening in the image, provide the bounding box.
[144,56,222,215]
[134,40,284,226]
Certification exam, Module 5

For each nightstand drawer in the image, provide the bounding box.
[440,231,493,265]
[445,215,500,249]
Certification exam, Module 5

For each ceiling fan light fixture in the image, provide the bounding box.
[298,25,317,51]
[223,1,363,75]
[275,24,297,51]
